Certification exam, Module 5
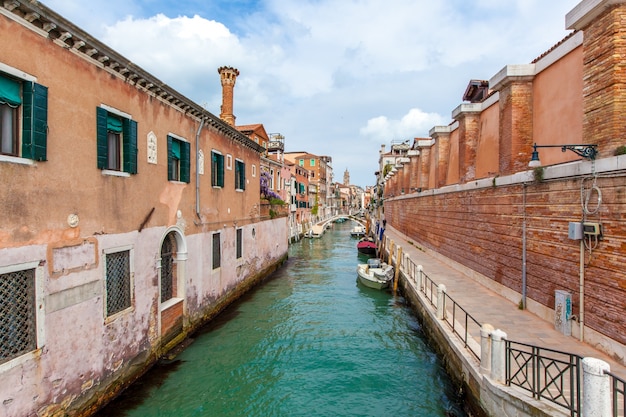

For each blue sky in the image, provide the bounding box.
[43,0,580,187]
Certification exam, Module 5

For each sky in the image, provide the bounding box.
[42,0,581,188]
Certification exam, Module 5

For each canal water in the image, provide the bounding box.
[97,221,467,417]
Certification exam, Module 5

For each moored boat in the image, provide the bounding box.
[350,225,365,238]
[356,258,394,290]
[356,237,377,255]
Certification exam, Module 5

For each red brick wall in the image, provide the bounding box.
[161,300,184,338]
[582,5,626,157]
[386,174,626,344]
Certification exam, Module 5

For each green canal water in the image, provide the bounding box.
[97,222,467,417]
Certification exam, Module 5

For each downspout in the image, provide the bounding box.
[195,117,205,220]
[521,183,527,310]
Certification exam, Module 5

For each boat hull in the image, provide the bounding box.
[356,239,377,255]
[356,263,393,290]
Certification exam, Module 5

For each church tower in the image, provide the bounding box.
[343,169,350,185]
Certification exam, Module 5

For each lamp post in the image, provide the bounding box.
[528,143,598,167]
[527,142,599,342]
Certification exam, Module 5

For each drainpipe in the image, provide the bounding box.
[195,117,205,220]
[521,183,527,309]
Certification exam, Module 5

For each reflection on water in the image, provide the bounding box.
[96,221,467,417]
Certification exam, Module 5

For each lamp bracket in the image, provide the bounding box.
[533,143,598,160]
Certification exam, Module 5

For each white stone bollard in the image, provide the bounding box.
[490,329,507,383]
[417,265,423,289]
[582,357,611,417]
[480,323,495,375]
[437,284,446,320]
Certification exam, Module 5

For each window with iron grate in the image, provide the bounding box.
[212,232,221,269]
[105,250,131,317]
[0,268,36,365]
[236,228,243,259]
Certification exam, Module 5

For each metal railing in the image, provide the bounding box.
[605,369,626,417]
[389,236,625,417]
[421,270,437,307]
[506,340,581,416]
[442,293,481,360]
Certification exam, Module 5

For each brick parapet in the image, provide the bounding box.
[581,4,626,156]
[430,127,451,188]
[497,81,534,175]
[455,109,481,183]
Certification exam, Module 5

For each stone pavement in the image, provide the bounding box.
[382,225,626,380]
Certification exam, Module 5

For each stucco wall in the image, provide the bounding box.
[0,6,288,417]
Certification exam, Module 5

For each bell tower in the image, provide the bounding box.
[217,66,239,126]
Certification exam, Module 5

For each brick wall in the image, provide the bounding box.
[386,174,626,344]
[582,5,626,157]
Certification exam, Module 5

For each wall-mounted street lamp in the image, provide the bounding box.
[528,143,598,167]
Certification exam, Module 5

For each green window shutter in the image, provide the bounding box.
[167,135,174,181]
[96,107,108,169]
[123,118,137,174]
[218,154,224,187]
[180,141,190,183]
[241,162,246,190]
[211,151,224,187]
[22,82,48,161]
[235,161,245,190]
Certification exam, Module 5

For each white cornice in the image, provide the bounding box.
[566,0,625,30]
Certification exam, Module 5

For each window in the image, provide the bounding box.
[212,233,221,269]
[211,151,224,187]
[236,228,243,259]
[105,249,132,317]
[167,135,190,183]
[235,159,245,190]
[96,106,137,174]
[310,159,315,166]
[0,267,37,365]
[298,159,304,167]
[160,233,177,303]
[0,72,48,161]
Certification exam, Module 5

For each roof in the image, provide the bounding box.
[0,1,265,154]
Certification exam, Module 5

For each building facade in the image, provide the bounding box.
[0,3,288,416]
[382,0,626,363]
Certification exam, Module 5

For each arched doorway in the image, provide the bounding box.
[159,228,187,345]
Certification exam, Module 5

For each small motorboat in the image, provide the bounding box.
[356,237,377,256]
[356,258,394,290]
[350,225,365,238]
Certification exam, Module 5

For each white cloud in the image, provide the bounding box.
[360,109,447,142]
[41,0,581,186]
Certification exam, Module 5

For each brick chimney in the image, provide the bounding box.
[217,66,239,126]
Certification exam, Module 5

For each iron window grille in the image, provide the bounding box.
[0,268,36,364]
[105,250,131,317]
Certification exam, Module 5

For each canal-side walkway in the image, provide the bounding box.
[382,225,626,415]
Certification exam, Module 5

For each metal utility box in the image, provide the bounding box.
[568,222,583,240]
[555,290,572,336]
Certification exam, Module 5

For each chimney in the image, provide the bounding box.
[217,66,239,126]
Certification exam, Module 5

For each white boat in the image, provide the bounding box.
[350,225,365,238]
[305,224,325,238]
[356,258,394,290]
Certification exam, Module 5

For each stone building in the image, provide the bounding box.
[382,0,626,364]
[0,2,287,416]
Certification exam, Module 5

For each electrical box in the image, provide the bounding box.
[568,222,583,240]
[583,222,602,236]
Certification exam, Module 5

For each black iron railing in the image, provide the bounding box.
[605,369,626,417]
[442,293,481,360]
[506,340,581,416]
